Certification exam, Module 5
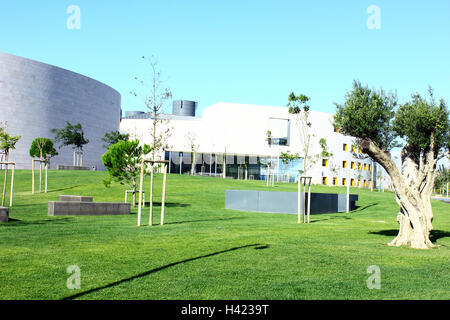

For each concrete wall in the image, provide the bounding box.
[0,51,121,170]
[225,190,359,215]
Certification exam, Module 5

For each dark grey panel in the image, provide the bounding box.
[225,190,358,215]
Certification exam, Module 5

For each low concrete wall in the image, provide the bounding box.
[0,207,8,222]
[59,195,93,202]
[48,202,131,216]
[225,190,358,215]
[57,165,91,171]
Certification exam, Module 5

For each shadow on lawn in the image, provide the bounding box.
[166,216,246,225]
[369,229,450,242]
[1,217,75,227]
[62,243,268,300]
[353,203,378,212]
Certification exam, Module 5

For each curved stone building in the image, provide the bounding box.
[0,51,121,169]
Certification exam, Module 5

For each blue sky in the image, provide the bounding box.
[0,0,449,117]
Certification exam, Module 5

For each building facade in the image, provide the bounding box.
[121,101,377,187]
[0,51,121,170]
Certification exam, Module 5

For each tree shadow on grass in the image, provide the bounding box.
[353,203,378,212]
[1,217,74,227]
[368,229,450,243]
[62,243,268,300]
[166,216,246,225]
[47,185,82,193]
[145,202,191,208]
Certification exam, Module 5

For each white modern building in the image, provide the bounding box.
[120,101,377,187]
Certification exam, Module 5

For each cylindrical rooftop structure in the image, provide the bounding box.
[172,100,197,117]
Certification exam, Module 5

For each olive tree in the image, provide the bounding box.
[334,80,449,249]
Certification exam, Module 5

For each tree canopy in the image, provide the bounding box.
[101,139,152,190]
[333,80,450,249]
[101,131,130,149]
[29,137,58,160]
[51,122,89,151]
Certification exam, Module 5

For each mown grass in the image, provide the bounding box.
[0,170,449,300]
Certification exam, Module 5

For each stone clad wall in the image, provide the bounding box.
[0,51,121,170]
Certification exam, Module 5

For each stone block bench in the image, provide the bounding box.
[48,195,131,216]
[57,165,91,171]
[59,195,93,202]
[0,207,8,222]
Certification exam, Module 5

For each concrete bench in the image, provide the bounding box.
[59,195,93,202]
[0,207,8,222]
[57,165,91,171]
[48,201,131,216]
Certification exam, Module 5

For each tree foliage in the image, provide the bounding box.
[101,139,152,190]
[0,128,21,161]
[101,131,130,149]
[29,137,58,160]
[51,122,89,151]
[334,80,450,249]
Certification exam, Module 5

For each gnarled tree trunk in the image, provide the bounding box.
[361,138,437,249]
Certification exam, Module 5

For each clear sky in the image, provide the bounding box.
[0,0,449,117]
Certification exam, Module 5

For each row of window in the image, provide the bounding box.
[342,143,362,153]
[322,177,372,187]
[322,159,372,171]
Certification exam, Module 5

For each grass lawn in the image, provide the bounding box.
[0,170,449,300]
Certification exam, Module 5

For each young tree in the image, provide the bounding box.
[131,56,173,163]
[185,131,200,175]
[29,138,58,162]
[101,139,152,207]
[101,131,130,149]
[51,122,89,166]
[0,128,21,206]
[287,93,323,176]
[334,80,449,249]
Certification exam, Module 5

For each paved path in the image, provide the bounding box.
[432,197,450,204]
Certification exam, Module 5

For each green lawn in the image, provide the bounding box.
[0,170,449,300]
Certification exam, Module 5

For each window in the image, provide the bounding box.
[342,178,347,186]
[351,178,355,186]
[322,177,327,185]
[358,162,362,170]
[357,179,361,187]
[369,164,372,171]
[334,127,340,133]
[322,159,328,167]
[364,163,367,170]
[351,145,356,153]
[358,148,362,154]
[343,144,348,151]
[363,180,367,187]
[342,161,347,168]
[333,177,337,185]
[268,118,290,146]
[351,162,355,169]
